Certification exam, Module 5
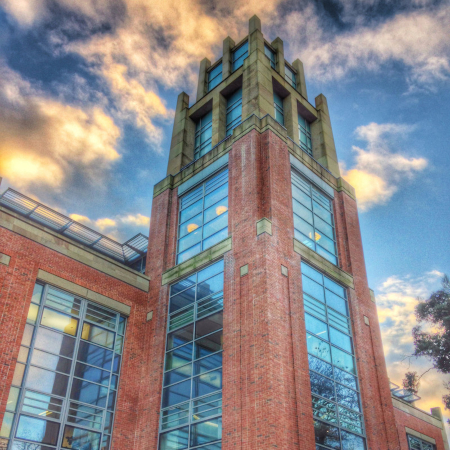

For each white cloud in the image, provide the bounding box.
[341,122,427,210]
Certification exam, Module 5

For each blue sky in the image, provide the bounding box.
[0,0,449,434]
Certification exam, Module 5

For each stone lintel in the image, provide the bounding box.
[162,237,232,285]
[37,269,131,315]
[294,238,354,289]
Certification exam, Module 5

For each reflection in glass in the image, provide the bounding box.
[82,323,115,349]
[190,417,222,447]
[16,415,60,445]
[31,349,72,374]
[62,425,101,450]
[41,308,78,336]
[26,366,69,397]
[159,426,189,450]
[34,327,75,358]
[70,378,108,408]
[314,420,340,450]
[77,341,113,370]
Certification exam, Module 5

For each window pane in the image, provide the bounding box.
[204,183,228,210]
[31,349,72,374]
[303,277,325,302]
[203,212,227,239]
[32,284,44,305]
[197,274,224,301]
[314,420,340,449]
[194,353,222,375]
[46,288,81,316]
[34,327,76,358]
[22,390,62,420]
[305,313,329,340]
[315,216,334,240]
[312,396,337,423]
[70,378,108,408]
[330,328,352,353]
[301,263,323,284]
[177,244,202,264]
[190,417,222,447]
[308,355,333,378]
[16,415,60,445]
[6,386,20,412]
[162,380,191,408]
[204,198,228,225]
[167,325,194,350]
[27,303,39,325]
[317,246,337,265]
[62,425,101,450]
[77,341,113,370]
[336,384,360,412]
[179,213,202,239]
[171,277,196,296]
[202,228,228,250]
[325,290,348,316]
[315,233,335,254]
[67,402,103,430]
[341,431,365,450]
[310,371,335,400]
[307,333,331,362]
[198,260,224,283]
[339,406,363,434]
[294,215,315,240]
[26,366,69,397]
[193,370,222,398]
[85,304,117,330]
[12,362,26,386]
[159,426,189,450]
[0,412,14,438]
[325,278,346,298]
[195,331,223,359]
[21,324,34,347]
[334,368,357,390]
[82,323,115,349]
[195,312,223,338]
[41,308,78,336]
[164,364,192,386]
[292,185,312,209]
[293,199,313,224]
[313,201,332,224]
[180,199,203,225]
[18,346,29,363]
[331,346,355,374]
[165,344,193,371]
[178,228,202,254]
[304,294,326,321]
[170,287,196,314]
[74,362,111,386]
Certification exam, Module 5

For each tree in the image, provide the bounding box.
[411,275,450,417]
[403,371,420,395]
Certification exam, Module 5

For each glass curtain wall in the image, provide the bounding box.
[231,42,248,71]
[159,260,224,450]
[301,262,366,450]
[226,88,242,137]
[273,92,284,126]
[208,64,222,92]
[194,112,213,161]
[0,283,126,450]
[264,45,276,69]
[291,170,338,265]
[298,115,312,156]
[177,170,228,264]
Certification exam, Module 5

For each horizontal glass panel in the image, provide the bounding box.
[22,390,62,420]
[190,417,222,447]
[62,425,101,450]
[295,230,314,249]
[193,370,222,398]
[46,288,81,316]
[179,213,202,239]
[70,378,108,408]
[334,368,357,390]
[198,261,224,283]
[331,346,355,374]
[197,293,223,320]
[204,199,228,225]
[164,364,192,387]
[31,349,72,374]
[67,402,103,430]
[177,244,201,264]
[325,278,346,298]
[312,395,337,423]
[12,363,26,386]
[181,186,203,209]
[203,213,227,240]
[310,371,335,400]
[18,346,29,364]
[82,323,114,349]
[336,384,360,412]
[77,341,113,371]
[26,366,69,397]
[194,353,222,375]
[16,415,60,445]
[204,183,228,210]
[294,215,314,240]
[317,245,337,265]
[85,304,117,330]
[170,287,196,314]
[74,362,110,386]
[292,185,312,209]
[192,393,222,421]
[302,277,325,302]
[202,228,228,251]
[308,355,333,379]
[169,307,195,332]
[27,303,39,325]
[314,420,340,450]
[315,216,334,240]
[162,380,191,409]
[313,201,332,224]
[315,233,335,254]
[167,325,194,351]
[178,228,202,254]
[195,312,223,339]
[325,290,347,316]
[327,309,350,334]
[6,386,20,412]
[34,327,75,358]
[32,284,44,305]
[21,324,34,347]
[180,199,203,225]
[341,430,365,450]
[159,426,189,450]
[305,313,328,340]
[165,344,193,371]
[197,274,224,301]
[338,406,363,434]
[11,442,55,450]
[161,404,189,431]
[306,333,331,362]
[293,199,313,223]
[195,331,223,359]
[171,276,196,297]
[301,263,322,284]
[304,294,326,321]
[0,411,14,438]
[41,308,78,336]
[330,328,352,353]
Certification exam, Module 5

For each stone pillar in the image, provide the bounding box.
[196,57,211,102]
[310,94,340,177]
[166,92,195,176]
[292,59,307,99]
[271,37,285,79]
[284,94,299,145]
[223,36,235,80]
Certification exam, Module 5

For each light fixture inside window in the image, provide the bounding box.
[187,223,199,233]
[215,205,227,216]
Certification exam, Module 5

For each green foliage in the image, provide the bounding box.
[403,371,420,395]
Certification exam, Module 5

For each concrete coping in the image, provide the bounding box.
[392,396,445,429]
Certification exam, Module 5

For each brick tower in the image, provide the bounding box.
[0,14,448,450]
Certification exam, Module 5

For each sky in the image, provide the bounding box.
[0,0,449,438]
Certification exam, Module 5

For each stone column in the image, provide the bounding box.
[196,57,211,102]
[271,37,285,79]
[292,59,308,99]
[223,36,235,80]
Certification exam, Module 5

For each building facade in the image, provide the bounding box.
[0,14,448,450]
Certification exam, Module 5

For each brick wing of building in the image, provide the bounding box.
[0,14,448,450]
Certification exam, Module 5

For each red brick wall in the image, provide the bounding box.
[393,406,446,450]
[0,226,148,450]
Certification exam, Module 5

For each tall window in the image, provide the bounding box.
[291,170,337,265]
[273,92,284,126]
[232,41,248,71]
[408,435,435,450]
[159,260,224,450]
[264,45,276,69]
[0,283,126,450]
[302,262,366,450]
[177,169,228,264]
[208,63,222,92]
[194,111,213,161]
[298,115,312,156]
[226,87,242,137]
[285,64,296,89]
